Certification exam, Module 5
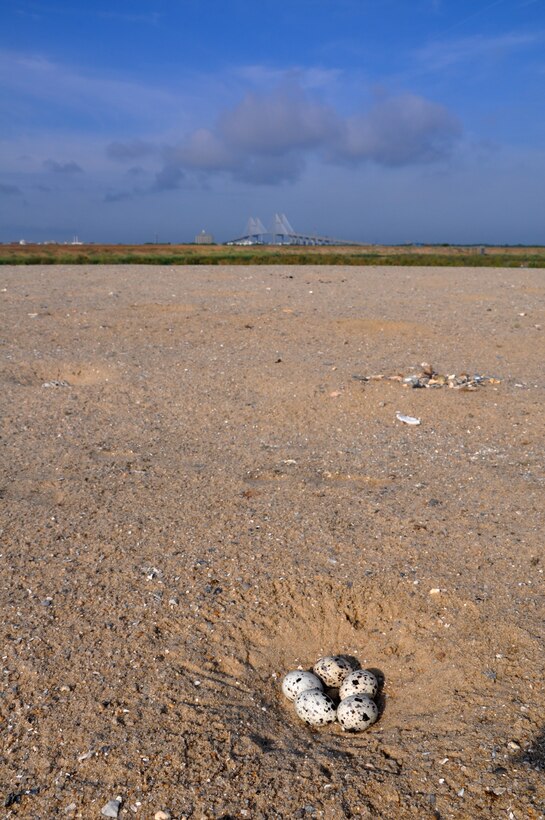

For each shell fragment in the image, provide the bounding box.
[396,412,421,426]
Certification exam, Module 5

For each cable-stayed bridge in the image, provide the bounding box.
[226,213,356,246]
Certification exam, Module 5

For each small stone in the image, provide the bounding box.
[155,812,171,820]
[101,798,122,818]
[65,804,77,815]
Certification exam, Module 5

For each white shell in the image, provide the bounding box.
[337,694,379,731]
[396,412,421,426]
[294,689,337,726]
[313,656,355,687]
[339,669,379,700]
[282,670,323,702]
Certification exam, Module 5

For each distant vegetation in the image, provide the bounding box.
[1,243,545,267]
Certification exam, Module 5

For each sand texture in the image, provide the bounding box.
[1,264,544,819]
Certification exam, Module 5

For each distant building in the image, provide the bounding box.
[195,230,214,245]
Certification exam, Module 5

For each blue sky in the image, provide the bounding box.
[1,0,545,244]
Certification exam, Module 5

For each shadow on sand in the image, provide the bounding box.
[513,727,545,771]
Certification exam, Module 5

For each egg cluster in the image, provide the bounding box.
[281,656,380,732]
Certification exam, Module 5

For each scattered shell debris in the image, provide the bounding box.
[282,656,381,732]
[354,362,501,391]
[42,379,71,388]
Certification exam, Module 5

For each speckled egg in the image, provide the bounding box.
[281,670,324,702]
[337,694,379,731]
[313,656,355,687]
[339,669,379,700]
[294,689,337,726]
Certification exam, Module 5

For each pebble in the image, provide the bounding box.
[101,798,122,818]
[155,812,171,820]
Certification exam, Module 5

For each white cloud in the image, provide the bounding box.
[338,93,461,166]
[0,50,462,193]
[156,84,461,185]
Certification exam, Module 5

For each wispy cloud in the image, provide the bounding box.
[98,10,162,25]
[233,65,342,91]
[104,189,140,203]
[0,48,180,127]
[106,140,156,162]
[43,159,84,174]
[13,3,161,26]
[126,166,147,177]
[152,165,186,192]
[417,31,541,71]
[0,183,22,195]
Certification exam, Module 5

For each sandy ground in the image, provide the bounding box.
[1,264,544,819]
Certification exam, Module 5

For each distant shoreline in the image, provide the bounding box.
[2,243,545,267]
